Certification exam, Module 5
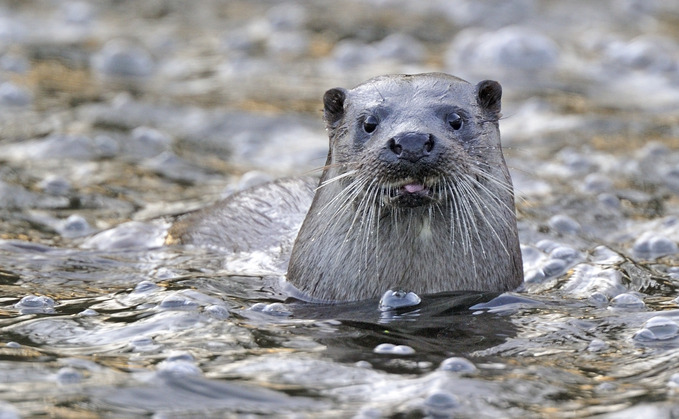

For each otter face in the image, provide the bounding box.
[322,73,506,210]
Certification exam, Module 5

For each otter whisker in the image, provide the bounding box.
[463,172,516,231]
[460,174,511,257]
[471,168,515,196]
[457,180,487,259]
[318,178,372,254]
[456,184,478,274]
[363,181,380,276]
[316,169,359,190]
[318,176,367,217]
[302,161,356,177]
[444,178,474,266]
[342,178,378,244]
[442,178,459,251]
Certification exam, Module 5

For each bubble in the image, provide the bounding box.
[665,168,679,194]
[0,52,30,73]
[354,361,373,369]
[632,233,678,260]
[373,343,415,355]
[56,367,83,384]
[127,127,172,159]
[582,173,613,193]
[15,295,56,314]
[550,246,582,264]
[205,305,230,319]
[159,360,202,376]
[129,336,158,352]
[524,269,546,284]
[0,81,32,107]
[77,309,98,317]
[557,148,596,174]
[61,1,95,25]
[158,353,201,376]
[58,214,93,238]
[535,240,560,253]
[520,245,544,265]
[6,342,21,348]
[248,302,292,317]
[669,373,679,388]
[609,293,646,310]
[446,26,559,74]
[376,33,426,64]
[39,175,71,196]
[634,316,679,342]
[266,31,309,58]
[587,339,608,352]
[133,281,160,294]
[166,352,194,363]
[329,40,377,70]
[588,292,609,306]
[379,290,421,310]
[548,214,581,234]
[266,3,307,30]
[159,294,199,311]
[438,357,477,373]
[424,391,459,416]
[0,401,20,419]
[92,134,119,157]
[541,259,567,278]
[598,193,621,209]
[603,35,677,73]
[92,39,155,78]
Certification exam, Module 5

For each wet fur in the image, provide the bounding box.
[288,73,523,301]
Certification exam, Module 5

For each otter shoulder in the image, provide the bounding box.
[167,176,317,254]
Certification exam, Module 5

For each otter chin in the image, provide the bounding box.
[168,72,524,302]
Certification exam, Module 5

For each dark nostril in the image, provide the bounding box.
[388,138,403,156]
[424,135,435,154]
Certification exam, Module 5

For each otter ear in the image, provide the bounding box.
[476,80,502,118]
[323,88,347,129]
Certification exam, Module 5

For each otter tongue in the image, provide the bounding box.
[403,183,425,193]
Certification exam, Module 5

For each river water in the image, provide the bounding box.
[1,0,679,417]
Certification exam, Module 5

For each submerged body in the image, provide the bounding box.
[169,73,523,302]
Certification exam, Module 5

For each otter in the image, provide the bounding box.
[168,73,523,302]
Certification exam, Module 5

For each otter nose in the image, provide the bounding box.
[387,132,435,163]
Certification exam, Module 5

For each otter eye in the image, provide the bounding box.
[363,115,379,133]
[447,113,463,130]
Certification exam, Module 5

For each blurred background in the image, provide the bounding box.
[1,1,679,417]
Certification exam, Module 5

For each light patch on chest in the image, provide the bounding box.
[419,218,433,241]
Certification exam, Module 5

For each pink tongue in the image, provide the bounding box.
[403,183,425,193]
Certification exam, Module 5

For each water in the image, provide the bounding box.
[1,0,679,417]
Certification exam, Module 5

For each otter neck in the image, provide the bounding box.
[287,174,512,302]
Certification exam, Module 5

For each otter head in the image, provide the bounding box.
[320,73,507,211]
